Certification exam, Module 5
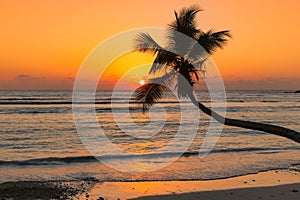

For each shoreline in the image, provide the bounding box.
[0,169,299,199]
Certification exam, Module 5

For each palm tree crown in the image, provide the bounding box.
[134,6,231,108]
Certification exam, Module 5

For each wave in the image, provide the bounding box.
[261,100,280,102]
[0,97,65,101]
[0,107,72,115]
[289,163,300,172]
[227,100,244,103]
[1,147,299,167]
[0,97,124,101]
[0,156,98,166]
[0,101,185,105]
[0,101,73,105]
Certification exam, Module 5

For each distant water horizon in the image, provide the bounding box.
[0,90,299,183]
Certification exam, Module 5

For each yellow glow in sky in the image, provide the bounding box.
[0,0,299,90]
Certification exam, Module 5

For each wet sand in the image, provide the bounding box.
[82,170,300,200]
[131,183,300,200]
[0,170,299,200]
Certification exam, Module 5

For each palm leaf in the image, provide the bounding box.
[134,32,180,74]
[188,64,201,81]
[134,33,162,55]
[167,6,202,54]
[197,30,232,54]
[150,50,179,74]
[134,83,168,111]
[168,5,202,38]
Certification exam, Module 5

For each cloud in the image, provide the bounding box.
[0,74,74,90]
[15,74,37,80]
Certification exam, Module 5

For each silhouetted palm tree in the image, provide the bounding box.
[134,6,300,143]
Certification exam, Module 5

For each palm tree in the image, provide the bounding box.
[133,6,300,143]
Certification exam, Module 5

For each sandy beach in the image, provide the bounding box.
[0,170,299,200]
[132,183,300,200]
[82,170,300,200]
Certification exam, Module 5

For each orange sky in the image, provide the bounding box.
[0,0,299,90]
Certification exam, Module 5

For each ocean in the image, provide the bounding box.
[0,90,299,183]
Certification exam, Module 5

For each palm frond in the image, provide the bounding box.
[134,33,162,55]
[188,64,201,81]
[134,83,168,112]
[150,50,179,74]
[167,6,202,54]
[134,32,180,74]
[168,5,202,38]
[197,30,232,54]
[193,58,207,77]
[149,71,177,86]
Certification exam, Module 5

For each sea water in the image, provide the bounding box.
[0,90,299,182]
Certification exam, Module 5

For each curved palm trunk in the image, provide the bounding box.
[188,93,300,143]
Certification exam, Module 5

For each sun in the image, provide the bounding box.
[139,80,145,85]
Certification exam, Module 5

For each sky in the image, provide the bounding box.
[0,0,299,90]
